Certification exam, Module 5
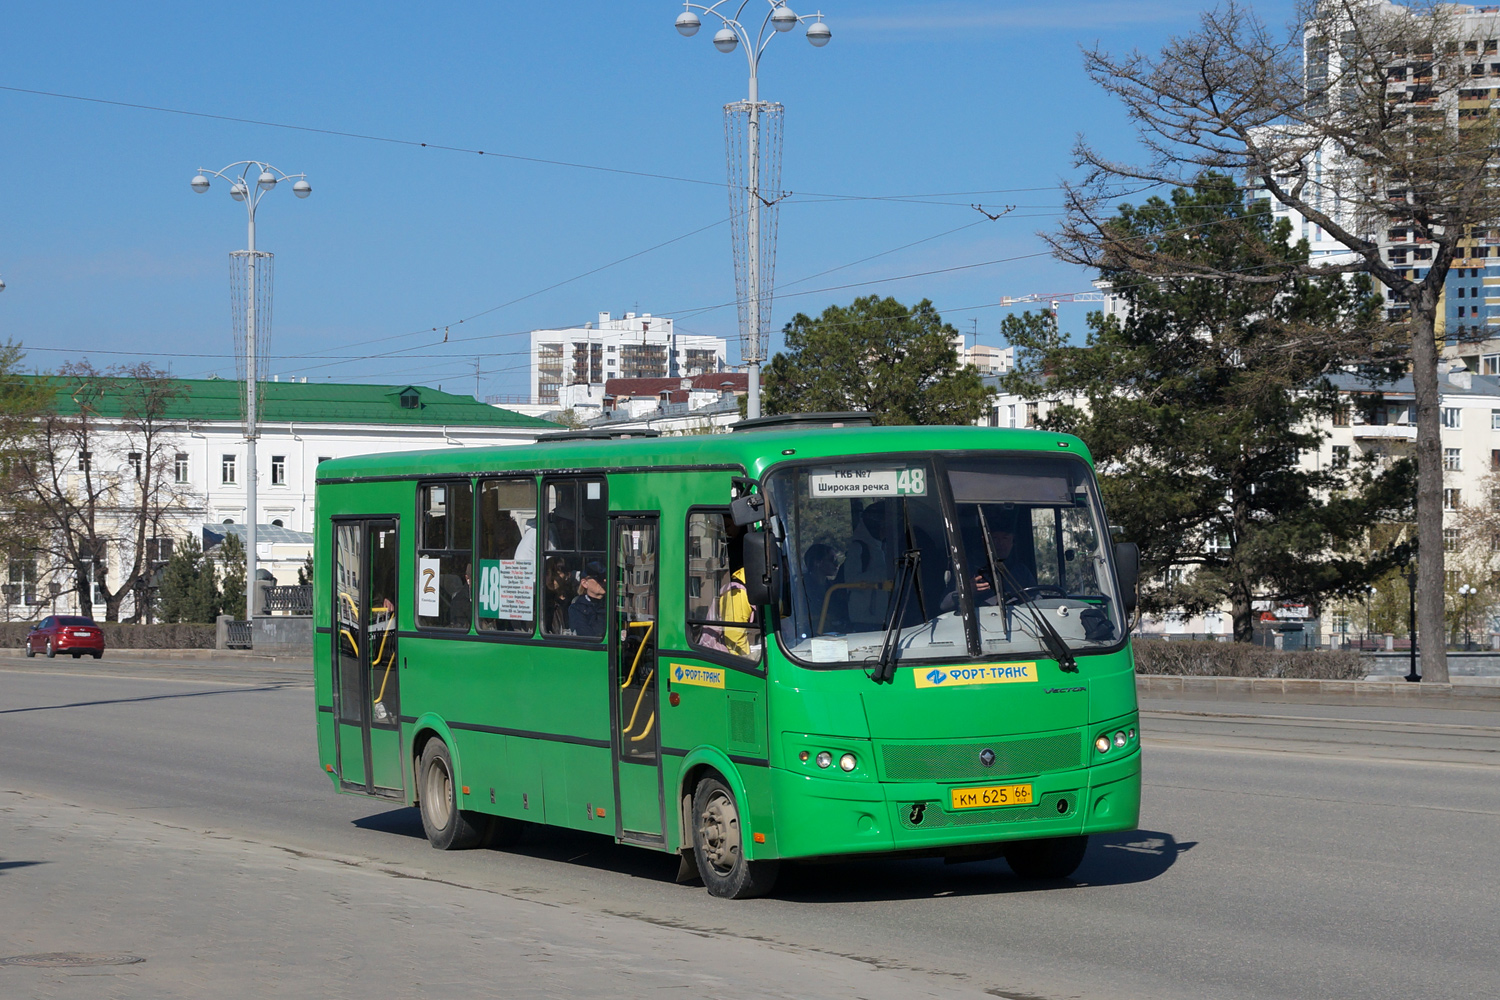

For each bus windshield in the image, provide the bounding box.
[765,453,1124,668]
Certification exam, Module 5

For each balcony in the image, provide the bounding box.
[1352,424,1418,441]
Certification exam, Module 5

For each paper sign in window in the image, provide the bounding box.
[478,558,533,620]
[417,556,441,616]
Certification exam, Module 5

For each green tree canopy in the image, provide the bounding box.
[1005,173,1415,641]
[763,296,992,425]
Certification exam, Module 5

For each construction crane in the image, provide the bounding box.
[998,291,1107,310]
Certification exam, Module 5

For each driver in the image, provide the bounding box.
[945,509,1038,610]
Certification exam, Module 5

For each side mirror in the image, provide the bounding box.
[1113,542,1139,616]
[742,528,781,606]
[729,492,765,526]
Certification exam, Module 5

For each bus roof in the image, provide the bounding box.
[315,424,1094,484]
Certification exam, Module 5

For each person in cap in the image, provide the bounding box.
[568,560,608,638]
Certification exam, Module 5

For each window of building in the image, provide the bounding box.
[1444,527,1461,552]
[1445,448,1463,471]
[1332,406,1350,426]
[1493,448,1500,470]
[1444,487,1462,510]
[476,478,537,635]
[1441,407,1461,429]
[174,452,189,484]
[78,450,92,473]
[271,456,286,486]
[399,389,420,409]
[686,511,763,661]
[1491,409,1500,430]
[540,477,607,640]
[271,519,284,528]
[5,551,37,606]
[128,452,142,479]
[417,480,473,631]
[1332,445,1350,469]
[1483,354,1500,376]
[146,537,174,568]
[222,455,236,484]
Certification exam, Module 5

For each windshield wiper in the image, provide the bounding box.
[993,561,1078,673]
[870,548,920,684]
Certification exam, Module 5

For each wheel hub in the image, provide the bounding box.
[699,792,741,872]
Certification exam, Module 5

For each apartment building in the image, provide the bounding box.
[528,311,728,405]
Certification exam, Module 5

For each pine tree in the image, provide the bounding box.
[1006,174,1415,640]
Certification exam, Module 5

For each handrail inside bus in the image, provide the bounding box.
[619,620,655,690]
[623,668,655,739]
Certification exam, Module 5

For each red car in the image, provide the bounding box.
[25,616,105,659]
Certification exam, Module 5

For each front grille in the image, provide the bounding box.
[879,732,1082,782]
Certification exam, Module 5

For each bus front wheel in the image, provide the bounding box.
[1004,835,1089,880]
[691,777,778,899]
[417,739,491,850]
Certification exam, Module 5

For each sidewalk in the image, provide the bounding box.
[1137,673,1500,706]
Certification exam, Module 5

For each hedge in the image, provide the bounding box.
[1133,639,1365,680]
[3,622,216,649]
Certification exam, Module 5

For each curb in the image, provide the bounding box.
[0,647,310,665]
[1137,674,1500,703]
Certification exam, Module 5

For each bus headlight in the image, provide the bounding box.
[816,751,833,769]
[1095,735,1111,754]
[839,753,857,772]
[1114,731,1127,748]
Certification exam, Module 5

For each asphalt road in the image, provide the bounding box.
[1,662,1496,1000]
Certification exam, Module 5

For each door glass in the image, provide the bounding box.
[615,522,659,764]
[335,523,363,724]
[368,522,399,726]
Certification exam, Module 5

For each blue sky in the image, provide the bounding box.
[0,0,1298,400]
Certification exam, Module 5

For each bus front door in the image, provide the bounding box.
[611,517,664,843]
[333,518,405,797]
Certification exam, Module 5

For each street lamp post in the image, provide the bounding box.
[676,1,830,419]
[1363,584,1376,650]
[191,162,311,621]
[1458,584,1476,651]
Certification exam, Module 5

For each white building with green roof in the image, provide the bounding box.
[8,375,558,621]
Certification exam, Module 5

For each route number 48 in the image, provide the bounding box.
[895,468,926,496]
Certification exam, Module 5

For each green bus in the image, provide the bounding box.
[314,415,1141,898]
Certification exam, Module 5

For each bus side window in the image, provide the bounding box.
[685,510,762,661]
[417,480,474,632]
[541,477,607,640]
[476,478,537,635]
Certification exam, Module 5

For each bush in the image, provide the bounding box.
[1133,639,1365,680]
[2,622,216,649]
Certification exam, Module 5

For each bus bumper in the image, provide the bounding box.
[765,749,1140,861]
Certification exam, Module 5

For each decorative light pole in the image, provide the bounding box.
[191,162,311,620]
[1403,563,1420,683]
[1364,583,1376,650]
[675,1,830,419]
[1458,583,1476,651]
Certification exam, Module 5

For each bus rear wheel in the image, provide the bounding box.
[1004,835,1089,880]
[691,777,778,899]
[417,739,491,850]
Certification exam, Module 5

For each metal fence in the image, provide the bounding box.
[226,620,253,649]
[263,585,312,616]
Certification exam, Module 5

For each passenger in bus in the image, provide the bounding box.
[568,561,607,638]
[802,543,840,634]
[543,555,574,632]
[843,501,892,627]
[447,563,472,629]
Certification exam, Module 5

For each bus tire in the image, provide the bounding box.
[417,739,487,850]
[691,777,778,899]
[1004,835,1089,880]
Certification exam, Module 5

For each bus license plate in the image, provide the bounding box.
[950,783,1033,810]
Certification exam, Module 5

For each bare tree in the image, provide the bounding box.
[1054,0,1500,680]
[18,363,193,622]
